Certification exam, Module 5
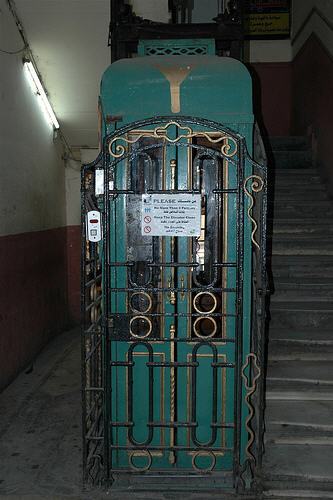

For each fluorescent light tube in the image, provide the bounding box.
[24,60,60,129]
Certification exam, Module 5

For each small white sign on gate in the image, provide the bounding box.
[141,194,201,237]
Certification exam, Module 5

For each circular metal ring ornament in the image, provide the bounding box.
[90,284,97,301]
[193,316,217,338]
[90,306,98,324]
[130,291,152,314]
[191,451,216,473]
[128,449,152,472]
[129,316,152,338]
[193,292,217,314]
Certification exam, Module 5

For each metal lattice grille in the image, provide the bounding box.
[145,46,209,55]
[137,39,216,57]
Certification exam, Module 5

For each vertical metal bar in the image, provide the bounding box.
[190,345,197,444]
[169,324,176,464]
[234,138,245,490]
[81,166,88,483]
[103,144,111,484]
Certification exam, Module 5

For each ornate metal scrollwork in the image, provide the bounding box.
[244,175,264,249]
[241,353,261,463]
[108,121,238,159]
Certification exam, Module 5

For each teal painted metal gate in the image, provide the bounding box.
[82,115,267,493]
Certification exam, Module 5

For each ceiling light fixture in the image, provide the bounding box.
[23,59,60,129]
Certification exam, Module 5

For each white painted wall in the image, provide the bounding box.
[14,0,110,148]
[65,160,81,227]
[64,148,99,227]
[246,40,292,63]
[0,0,66,236]
[292,0,333,57]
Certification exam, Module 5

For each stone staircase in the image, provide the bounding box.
[262,137,333,499]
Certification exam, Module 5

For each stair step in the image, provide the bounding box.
[272,208,333,219]
[268,181,326,190]
[272,245,333,256]
[263,444,333,485]
[274,183,326,192]
[266,390,333,401]
[273,151,312,169]
[267,436,333,446]
[265,424,333,440]
[274,178,321,186]
[271,221,333,235]
[271,233,333,241]
[268,341,333,360]
[274,186,327,195]
[271,199,332,207]
[274,193,329,202]
[264,490,333,499]
[270,136,312,151]
[270,259,333,278]
[271,282,333,301]
[267,360,333,384]
[269,329,333,344]
[265,400,333,428]
[273,171,319,179]
[273,167,317,175]
[268,260,333,281]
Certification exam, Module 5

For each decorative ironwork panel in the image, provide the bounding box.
[82,116,267,492]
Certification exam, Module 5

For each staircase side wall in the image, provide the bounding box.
[249,62,292,137]
[292,1,333,195]
[0,1,70,391]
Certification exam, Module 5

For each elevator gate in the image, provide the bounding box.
[82,116,267,493]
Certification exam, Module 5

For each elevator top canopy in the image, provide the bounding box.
[100,41,253,127]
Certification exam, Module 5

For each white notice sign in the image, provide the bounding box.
[141,194,201,237]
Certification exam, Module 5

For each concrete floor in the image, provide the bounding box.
[0,329,249,500]
[0,329,85,499]
[1,328,317,500]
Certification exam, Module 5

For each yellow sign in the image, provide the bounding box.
[245,12,290,36]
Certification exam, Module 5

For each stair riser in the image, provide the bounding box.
[273,184,326,192]
[272,250,333,257]
[272,270,333,279]
[270,266,333,277]
[271,245,333,255]
[270,263,333,272]
[271,289,333,302]
[264,479,333,492]
[271,226,333,235]
[273,179,322,187]
[270,136,312,150]
[274,194,329,202]
[265,424,333,439]
[270,310,333,329]
[274,159,312,170]
[272,207,333,218]
[267,380,333,394]
[270,235,333,243]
